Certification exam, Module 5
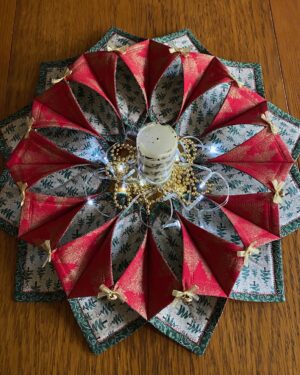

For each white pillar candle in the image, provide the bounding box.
[136,123,178,184]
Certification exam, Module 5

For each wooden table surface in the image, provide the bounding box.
[0,1,299,374]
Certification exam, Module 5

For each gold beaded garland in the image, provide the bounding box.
[105,139,213,214]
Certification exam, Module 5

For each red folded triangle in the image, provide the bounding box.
[202,85,268,136]
[32,80,100,137]
[69,52,120,117]
[19,191,87,248]
[114,229,180,320]
[119,40,177,108]
[178,213,244,298]
[178,54,233,119]
[207,193,280,247]
[52,217,117,296]
[6,131,91,186]
[209,128,294,189]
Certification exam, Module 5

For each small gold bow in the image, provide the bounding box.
[41,240,53,268]
[272,179,284,204]
[51,67,72,85]
[24,117,34,139]
[261,113,278,134]
[169,47,191,56]
[228,72,243,88]
[172,285,199,304]
[97,284,124,302]
[16,181,28,207]
[106,44,128,54]
[237,243,260,265]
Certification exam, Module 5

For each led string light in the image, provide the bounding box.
[81,134,230,229]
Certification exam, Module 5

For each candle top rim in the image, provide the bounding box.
[136,123,178,158]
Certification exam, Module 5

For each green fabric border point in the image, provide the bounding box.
[69,298,145,355]
[0,169,18,236]
[0,105,32,160]
[36,27,143,96]
[89,27,143,52]
[15,240,66,302]
[36,58,76,96]
[268,102,300,160]
[154,28,211,54]
[150,298,226,356]
[220,58,265,98]
[281,164,300,236]
[230,240,285,302]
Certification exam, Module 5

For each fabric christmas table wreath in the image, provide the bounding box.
[1,28,300,355]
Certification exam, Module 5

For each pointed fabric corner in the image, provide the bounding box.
[178,54,233,119]
[119,40,177,108]
[209,128,294,189]
[114,229,180,320]
[202,85,268,136]
[19,191,87,248]
[68,52,121,117]
[177,213,244,298]
[52,217,118,297]
[6,130,91,186]
[207,193,280,247]
[32,80,100,137]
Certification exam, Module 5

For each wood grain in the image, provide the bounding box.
[0,1,299,374]
[0,0,16,119]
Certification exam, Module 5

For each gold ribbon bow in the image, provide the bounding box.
[261,113,278,135]
[24,117,35,139]
[41,240,53,268]
[237,243,260,265]
[228,72,243,88]
[51,67,72,85]
[272,179,284,204]
[169,47,191,56]
[172,285,199,304]
[106,44,128,54]
[97,284,124,302]
[16,181,28,207]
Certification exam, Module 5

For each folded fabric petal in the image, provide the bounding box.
[19,191,87,248]
[114,229,180,320]
[177,213,245,298]
[52,217,118,296]
[209,128,294,189]
[207,193,280,247]
[68,51,120,117]
[119,40,177,108]
[7,131,92,186]
[32,80,101,137]
[203,85,268,135]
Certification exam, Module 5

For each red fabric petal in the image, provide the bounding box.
[6,131,91,186]
[178,54,233,119]
[19,192,87,248]
[178,213,244,298]
[209,128,294,189]
[207,193,280,247]
[69,52,120,117]
[119,40,177,108]
[52,217,117,297]
[32,81,100,137]
[114,229,180,320]
[203,85,268,136]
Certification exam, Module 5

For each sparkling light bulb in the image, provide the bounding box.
[87,198,94,206]
[118,182,127,193]
[117,163,125,173]
[139,178,146,187]
[209,145,219,155]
